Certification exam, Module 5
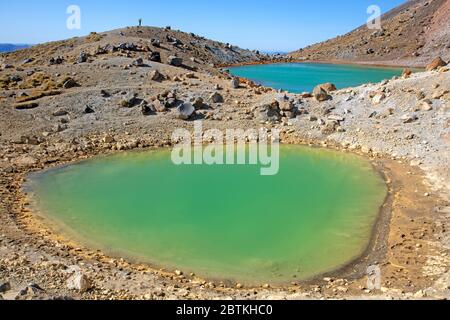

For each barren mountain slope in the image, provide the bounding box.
[290,0,450,67]
[0,26,265,70]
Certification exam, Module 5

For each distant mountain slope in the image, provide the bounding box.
[0,26,265,69]
[290,0,450,67]
[0,44,31,53]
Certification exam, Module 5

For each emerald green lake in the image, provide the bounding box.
[228,63,403,93]
[28,145,387,284]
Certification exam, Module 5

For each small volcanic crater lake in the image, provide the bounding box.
[228,62,404,93]
[27,145,387,284]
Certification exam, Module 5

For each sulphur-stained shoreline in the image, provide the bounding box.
[0,24,449,300]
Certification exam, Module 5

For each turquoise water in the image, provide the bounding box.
[28,146,387,284]
[228,63,404,93]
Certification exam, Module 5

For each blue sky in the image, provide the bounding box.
[1,0,405,51]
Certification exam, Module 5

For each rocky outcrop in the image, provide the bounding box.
[426,57,447,71]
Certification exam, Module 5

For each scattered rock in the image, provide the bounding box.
[78,52,88,63]
[141,101,155,115]
[150,70,165,82]
[84,106,95,114]
[176,103,195,120]
[15,102,39,110]
[62,78,79,89]
[313,87,331,102]
[192,97,204,109]
[18,283,45,297]
[316,83,337,92]
[132,57,144,67]
[149,51,161,63]
[153,99,167,112]
[167,56,183,67]
[231,77,240,89]
[372,92,386,104]
[401,113,418,123]
[100,89,110,97]
[121,93,140,108]
[426,57,447,71]
[67,272,92,293]
[151,39,161,47]
[0,282,11,293]
[256,101,281,123]
[420,99,433,111]
[402,68,412,78]
[209,92,224,103]
[102,135,116,144]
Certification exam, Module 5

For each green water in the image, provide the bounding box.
[28,145,387,284]
[228,63,404,93]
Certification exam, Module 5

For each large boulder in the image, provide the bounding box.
[149,51,161,63]
[313,87,331,102]
[313,83,336,102]
[256,101,282,123]
[426,57,447,71]
[167,56,183,67]
[316,83,337,93]
[176,103,195,120]
[67,272,92,293]
[150,70,165,82]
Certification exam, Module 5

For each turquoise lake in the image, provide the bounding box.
[228,63,404,93]
[28,146,387,284]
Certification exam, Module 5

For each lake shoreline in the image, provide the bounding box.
[22,144,389,286]
[221,59,426,70]
[0,132,442,299]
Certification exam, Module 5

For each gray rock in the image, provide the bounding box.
[132,57,144,66]
[53,109,69,117]
[84,106,95,114]
[123,92,142,107]
[141,101,155,115]
[192,97,204,109]
[209,92,224,103]
[78,52,88,63]
[150,70,165,82]
[63,78,79,89]
[256,102,281,123]
[0,282,11,293]
[167,56,183,67]
[149,51,161,62]
[177,103,195,120]
[151,39,161,47]
[15,102,39,110]
[231,77,240,89]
